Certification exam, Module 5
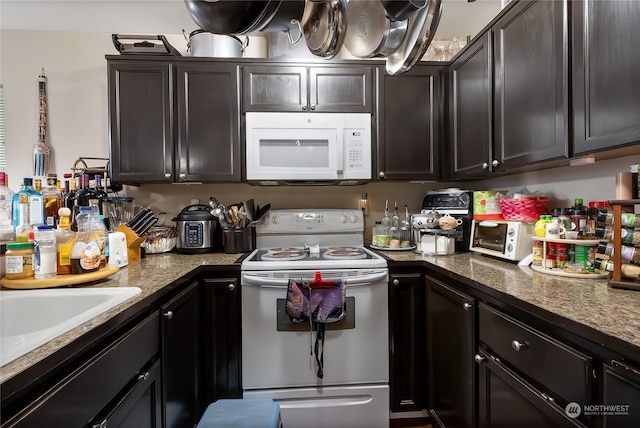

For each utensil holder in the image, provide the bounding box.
[222,228,253,254]
[115,223,146,262]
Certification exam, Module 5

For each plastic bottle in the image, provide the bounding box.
[14,193,33,242]
[42,174,63,227]
[89,199,109,267]
[56,207,75,275]
[0,171,15,240]
[71,206,100,274]
[33,225,57,279]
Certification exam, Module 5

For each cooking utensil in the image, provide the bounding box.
[245,199,256,222]
[301,0,347,59]
[184,0,273,35]
[137,216,159,236]
[386,0,443,75]
[381,0,427,21]
[254,203,271,222]
[260,0,306,33]
[344,0,408,58]
[185,29,248,57]
[127,207,152,233]
[173,204,220,253]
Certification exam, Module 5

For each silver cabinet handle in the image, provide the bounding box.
[379,171,386,178]
[228,283,235,291]
[178,173,186,179]
[463,302,472,310]
[163,310,173,320]
[310,105,316,111]
[137,371,150,381]
[392,279,400,286]
[164,173,171,179]
[474,354,485,364]
[492,159,500,168]
[302,105,308,111]
[541,393,555,403]
[482,162,489,170]
[511,339,528,351]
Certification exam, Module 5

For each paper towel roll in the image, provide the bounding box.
[616,172,633,199]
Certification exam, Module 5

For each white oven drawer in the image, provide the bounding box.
[241,275,389,389]
[244,385,389,428]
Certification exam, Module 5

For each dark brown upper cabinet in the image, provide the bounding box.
[378,65,442,181]
[492,0,569,171]
[109,59,241,183]
[572,0,640,154]
[242,65,372,113]
[449,32,494,179]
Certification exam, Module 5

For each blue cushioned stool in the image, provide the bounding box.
[196,399,281,428]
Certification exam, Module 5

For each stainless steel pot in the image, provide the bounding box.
[186,30,248,57]
[344,0,407,58]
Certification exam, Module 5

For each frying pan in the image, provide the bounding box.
[344,0,408,58]
[386,0,443,75]
[184,0,278,35]
[260,0,306,32]
[301,0,347,59]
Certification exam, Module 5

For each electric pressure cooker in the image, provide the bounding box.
[173,204,221,253]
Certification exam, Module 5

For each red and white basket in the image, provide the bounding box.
[496,196,549,222]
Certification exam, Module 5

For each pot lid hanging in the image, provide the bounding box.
[301,0,347,59]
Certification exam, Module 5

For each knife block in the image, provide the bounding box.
[114,223,146,262]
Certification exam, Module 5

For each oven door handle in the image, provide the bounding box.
[242,271,388,287]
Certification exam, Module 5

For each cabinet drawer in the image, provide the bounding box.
[479,304,592,405]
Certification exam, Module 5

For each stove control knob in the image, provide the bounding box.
[272,215,280,225]
[349,214,357,223]
[339,215,347,223]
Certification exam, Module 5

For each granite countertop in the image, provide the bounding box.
[0,252,243,384]
[3,249,640,385]
[379,249,640,358]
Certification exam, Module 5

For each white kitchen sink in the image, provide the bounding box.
[0,287,142,366]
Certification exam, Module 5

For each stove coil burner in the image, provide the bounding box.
[261,248,307,261]
[323,247,367,260]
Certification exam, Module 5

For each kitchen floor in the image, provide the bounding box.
[390,417,432,428]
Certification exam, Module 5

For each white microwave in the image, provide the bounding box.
[245,112,372,185]
[469,220,534,262]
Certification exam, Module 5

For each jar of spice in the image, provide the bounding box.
[532,241,543,266]
[5,242,35,280]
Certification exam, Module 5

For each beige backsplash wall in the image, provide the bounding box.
[127,155,640,243]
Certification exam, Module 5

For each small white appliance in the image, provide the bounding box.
[470,220,534,262]
[108,231,128,267]
[245,112,372,185]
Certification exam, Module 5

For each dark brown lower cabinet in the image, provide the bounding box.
[427,277,476,428]
[477,349,584,428]
[3,313,160,428]
[161,282,201,428]
[202,276,242,403]
[602,362,640,428]
[389,270,427,412]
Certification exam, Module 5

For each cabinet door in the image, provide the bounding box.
[493,0,569,171]
[449,32,493,179]
[389,271,427,412]
[202,276,242,403]
[603,362,640,428]
[477,349,584,428]
[572,0,640,154]
[161,282,201,428]
[109,61,174,182]
[176,63,241,182]
[378,65,442,181]
[243,65,307,111]
[428,277,476,428]
[309,66,372,112]
[89,359,162,428]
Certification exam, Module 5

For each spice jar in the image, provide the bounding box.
[5,242,35,279]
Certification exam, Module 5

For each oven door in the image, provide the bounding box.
[470,220,508,254]
[241,269,389,389]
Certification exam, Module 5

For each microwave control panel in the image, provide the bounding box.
[344,128,370,177]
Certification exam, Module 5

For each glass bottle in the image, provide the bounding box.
[75,174,98,209]
[12,178,34,232]
[43,174,63,227]
[30,178,45,227]
[391,202,401,229]
[15,192,33,242]
[94,174,108,216]
[381,200,392,229]
[56,207,75,275]
[0,171,15,240]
